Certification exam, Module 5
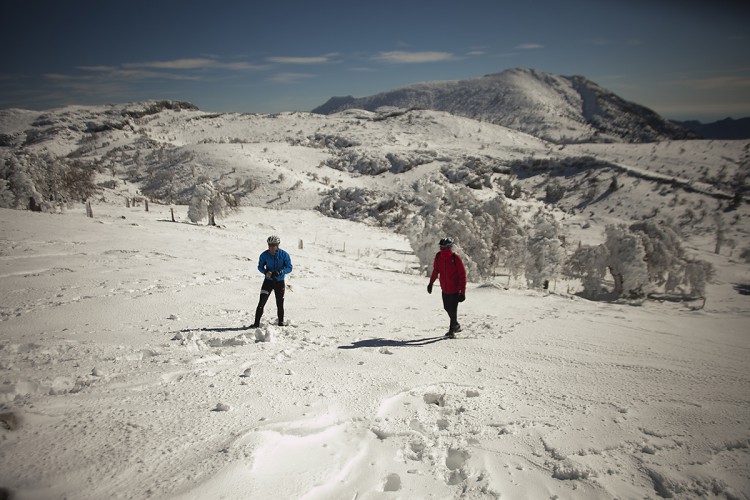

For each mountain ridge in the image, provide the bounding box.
[312,68,698,144]
[673,117,750,140]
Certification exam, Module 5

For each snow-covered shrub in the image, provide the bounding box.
[403,179,528,280]
[304,133,359,149]
[324,150,436,176]
[319,177,529,281]
[0,153,97,211]
[545,179,566,203]
[1,155,41,209]
[441,157,498,190]
[567,221,712,301]
[324,151,390,175]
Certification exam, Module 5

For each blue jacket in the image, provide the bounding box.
[258,248,293,281]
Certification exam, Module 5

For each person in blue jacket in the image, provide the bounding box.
[250,235,293,327]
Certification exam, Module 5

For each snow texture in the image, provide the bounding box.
[0,203,748,499]
[0,92,748,499]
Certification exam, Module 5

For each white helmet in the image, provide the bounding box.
[267,235,281,245]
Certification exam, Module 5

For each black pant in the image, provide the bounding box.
[254,279,285,325]
[442,293,460,331]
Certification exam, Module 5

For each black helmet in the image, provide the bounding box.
[267,235,281,245]
[439,237,454,248]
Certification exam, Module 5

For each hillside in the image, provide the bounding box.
[0,99,749,498]
[1,101,746,255]
[312,68,698,144]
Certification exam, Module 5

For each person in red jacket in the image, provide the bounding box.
[427,237,467,338]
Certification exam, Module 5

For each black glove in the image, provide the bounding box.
[427,283,433,294]
[458,293,465,302]
[273,270,283,277]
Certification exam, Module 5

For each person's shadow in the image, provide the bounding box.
[338,336,447,349]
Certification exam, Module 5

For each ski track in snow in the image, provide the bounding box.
[0,206,748,499]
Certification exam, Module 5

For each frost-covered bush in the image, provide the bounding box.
[567,221,713,300]
[319,177,530,281]
[545,179,566,203]
[324,150,436,176]
[0,153,97,210]
[304,133,359,149]
[441,157,499,190]
[324,151,390,175]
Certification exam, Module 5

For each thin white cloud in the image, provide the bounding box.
[267,53,340,65]
[124,58,218,70]
[77,58,266,75]
[269,72,316,84]
[373,51,457,64]
[515,43,543,50]
[77,65,118,72]
[466,50,486,56]
[268,56,328,64]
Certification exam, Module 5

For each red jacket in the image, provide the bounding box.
[429,249,467,294]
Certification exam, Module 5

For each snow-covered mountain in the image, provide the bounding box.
[312,68,698,144]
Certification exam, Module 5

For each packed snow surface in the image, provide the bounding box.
[0,204,748,499]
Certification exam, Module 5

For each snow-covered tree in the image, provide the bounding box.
[566,244,608,299]
[188,180,230,226]
[3,155,43,210]
[682,259,715,298]
[629,221,684,292]
[525,211,565,288]
[480,197,527,279]
[0,179,14,208]
[1,153,97,211]
[604,224,649,299]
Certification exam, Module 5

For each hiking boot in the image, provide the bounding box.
[445,323,461,338]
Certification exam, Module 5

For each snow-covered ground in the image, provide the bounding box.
[1,203,748,499]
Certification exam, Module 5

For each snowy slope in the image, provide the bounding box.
[1,100,748,268]
[0,204,748,499]
[312,68,698,144]
[1,98,749,498]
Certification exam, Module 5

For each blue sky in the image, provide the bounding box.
[2,0,749,121]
